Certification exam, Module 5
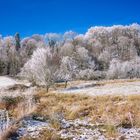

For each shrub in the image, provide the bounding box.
[107,57,140,79]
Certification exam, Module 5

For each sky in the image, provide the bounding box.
[0,0,140,37]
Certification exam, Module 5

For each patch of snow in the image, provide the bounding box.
[59,80,140,96]
[0,76,37,99]
[0,76,17,89]
[17,118,49,138]
[9,116,140,140]
[118,127,140,140]
[0,86,37,100]
[59,118,140,140]
[59,118,107,140]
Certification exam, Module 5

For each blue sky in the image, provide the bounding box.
[0,0,139,37]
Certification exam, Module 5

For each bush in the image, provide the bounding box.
[107,57,140,79]
[77,69,106,80]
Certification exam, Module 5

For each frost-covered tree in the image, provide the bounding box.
[107,57,140,79]
[0,36,21,76]
[56,56,78,88]
[75,46,93,69]
[0,23,140,81]
[0,48,8,75]
[7,47,21,76]
[21,38,38,56]
[63,31,77,41]
[45,33,62,48]
[60,42,75,57]
[20,47,59,92]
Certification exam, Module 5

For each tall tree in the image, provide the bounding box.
[15,32,21,51]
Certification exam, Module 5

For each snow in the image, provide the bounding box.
[0,76,17,89]
[58,117,107,140]
[59,80,140,96]
[17,118,49,138]
[59,117,140,140]
[0,76,36,99]
[15,116,140,140]
[118,128,140,140]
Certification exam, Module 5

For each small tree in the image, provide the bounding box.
[57,56,78,88]
[20,47,59,92]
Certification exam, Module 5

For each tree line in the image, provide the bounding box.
[0,24,140,91]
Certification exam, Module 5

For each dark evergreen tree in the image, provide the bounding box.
[15,32,21,51]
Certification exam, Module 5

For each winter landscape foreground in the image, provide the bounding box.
[0,76,140,140]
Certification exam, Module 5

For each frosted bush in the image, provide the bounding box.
[77,69,94,80]
[77,69,106,80]
[56,56,78,87]
[107,57,140,79]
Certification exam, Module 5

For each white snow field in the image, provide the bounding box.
[59,79,140,96]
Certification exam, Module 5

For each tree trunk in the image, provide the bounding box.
[65,81,68,88]
[46,86,49,93]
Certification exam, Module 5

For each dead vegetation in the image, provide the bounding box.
[33,90,140,138]
[0,96,25,110]
[0,95,36,140]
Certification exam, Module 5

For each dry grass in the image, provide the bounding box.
[0,96,36,140]
[0,125,18,140]
[1,79,140,139]
[0,96,25,110]
[33,90,140,138]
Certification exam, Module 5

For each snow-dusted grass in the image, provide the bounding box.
[0,76,32,89]
[0,96,36,140]
[0,76,38,140]
[30,90,140,139]
[0,77,140,139]
[17,119,49,138]
[35,90,140,127]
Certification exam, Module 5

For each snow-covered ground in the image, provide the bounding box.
[0,76,31,89]
[17,118,49,139]
[0,76,17,89]
[0,76,36,99]
[1,76,140,97]
[59,80,140,96]
[59,118,140,140]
